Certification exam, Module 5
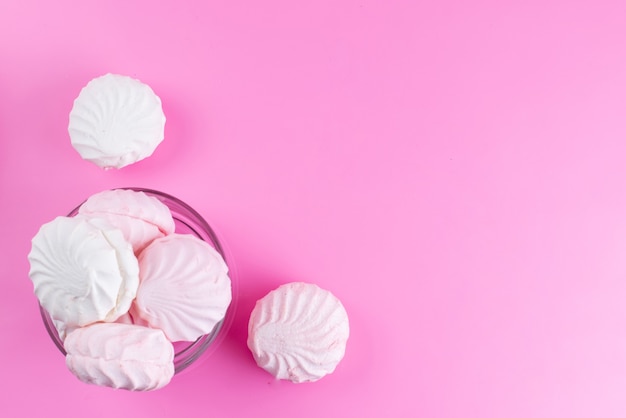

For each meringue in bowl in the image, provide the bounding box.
[38,188,234,374]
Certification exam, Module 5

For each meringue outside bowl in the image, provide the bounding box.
[39,187,234,374]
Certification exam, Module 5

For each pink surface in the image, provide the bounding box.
[2,0,626,416]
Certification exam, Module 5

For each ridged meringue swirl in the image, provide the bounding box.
[77,212,164,254]
[68,73,166,169]
[247,282,350,383]
[28,216,139,327]
[130,234,232,342]
[79,189,175,235]
[78,189,175,252]
[64,323,174,391]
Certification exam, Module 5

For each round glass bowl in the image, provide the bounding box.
[39,187,234,374]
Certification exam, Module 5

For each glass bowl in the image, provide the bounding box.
[39,187,234,374]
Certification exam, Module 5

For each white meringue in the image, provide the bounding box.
[64,323,174,391]
[52,318,77,342]
[68,73,166,169]
[78,212,163,254]
[28,216,140,327]
[130,234,232,342]
[78,189,175,252]
[247,282,349,383]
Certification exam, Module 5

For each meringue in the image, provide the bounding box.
[78,188,175,252]
[68,73,166,169]
[247,282,349,383]
[64,323,174,391]
[52,318,76,342]
[130,234,232,342]
[28,216,139,327]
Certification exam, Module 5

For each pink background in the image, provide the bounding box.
[2,0,626,416]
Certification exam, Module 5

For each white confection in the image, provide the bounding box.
[68,73,166,169]
[77,188,176,253]
[28,216,140,327]
[54,307,137,343]
[77,212,164,254]
[64,323,174,391]
[247,282,350,383]
[52,318,77,342]
[130,234,232,342]
[79,188,175,235]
